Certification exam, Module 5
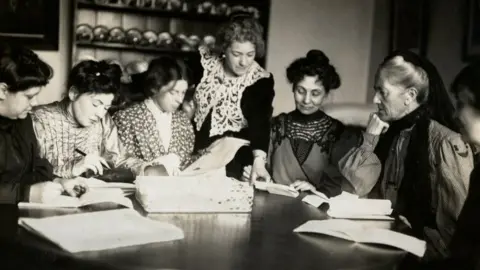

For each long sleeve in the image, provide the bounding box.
[338,131,382,196]
[241,75,275,153]
[436,137,473,247]
[176,112,195,167]
[100,114,146,175]
[322,126,363,196]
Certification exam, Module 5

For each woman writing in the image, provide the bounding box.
[32,60,150,180]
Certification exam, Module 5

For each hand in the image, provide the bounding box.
[249,158,271,183]
[366,113,390,135]
[54,177,89,197]
[182,100,196,120]
[290,180,316,192]
[151,154,181,176]
[28,181,63,203]
[241,165,252,182]
[72,154,110,176]
[399,215,412,228]
[143,164,169,176]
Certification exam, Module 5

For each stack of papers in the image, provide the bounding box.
[18,209,184,253]
[18,178,135,209]
[302,192,394,220]
[135,171,254,213]
[294,219,426,257]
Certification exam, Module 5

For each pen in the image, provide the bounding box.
[74,148,110,170]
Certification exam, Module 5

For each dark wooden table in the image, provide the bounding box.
[5,192,408,270]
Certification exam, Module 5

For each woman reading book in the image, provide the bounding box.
[242,50,360,197]
[112,56,195,175]
[0,43,86,203]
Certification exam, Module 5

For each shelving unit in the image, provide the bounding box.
[71,0,271,81]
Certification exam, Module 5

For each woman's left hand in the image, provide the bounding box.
[250,158,271,183]
[290,180,316,192]
[54,177,89,197]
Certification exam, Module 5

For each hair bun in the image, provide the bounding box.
[306,50,329,65]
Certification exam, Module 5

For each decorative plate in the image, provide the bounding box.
[108,27,126,43]
[125,28,143,45]
[76,24,94,42]
[92,26,109,42]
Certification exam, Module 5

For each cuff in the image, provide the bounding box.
[361,132,380,150]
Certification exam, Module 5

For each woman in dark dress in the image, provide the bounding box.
[192,13,274,181]
[409,62,480,270]
[0,43,85,204]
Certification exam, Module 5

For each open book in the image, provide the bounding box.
[18,209,184,253]
[18,178,135,209]
[294,219,426,257]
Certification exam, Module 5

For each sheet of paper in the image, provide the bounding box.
[302,195,329,208]
[294,219,426,257]
[181,137,249,175]
[253,181,299,198]
[18,209,184,253]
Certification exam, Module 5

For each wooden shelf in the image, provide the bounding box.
[76,41,199,55]
[77,1,230,23]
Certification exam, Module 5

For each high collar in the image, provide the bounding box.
[290,109,328,122]
[385,105,429,134]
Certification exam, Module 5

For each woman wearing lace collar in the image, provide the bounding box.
[192,13,275,181]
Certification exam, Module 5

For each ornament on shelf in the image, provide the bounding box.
[202,35,216,50]
[76,24,94,42]
[188,35,201,49]
[216,3,230,16]
[108,27,126,43]
[197,1,213,14]
[153,0,168,9]
[92,26,109,42]
[142,30,158,46]
[157,32,174,48]
[169,0,182,11]
[125,28,143,45]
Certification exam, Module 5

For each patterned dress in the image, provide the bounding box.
[112,99,195,169]
[32,102,146,178]
[269,110,360,197]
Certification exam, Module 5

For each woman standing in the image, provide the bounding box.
[193,13,274,181]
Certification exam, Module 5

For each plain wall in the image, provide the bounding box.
[267,0,375,115]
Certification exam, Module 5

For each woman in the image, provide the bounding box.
[339,50,473,261]
[243,50,359,197]
[193,13,274,181]
[0,43,86,203]
[112,56,194,175]
[32,60,151,180]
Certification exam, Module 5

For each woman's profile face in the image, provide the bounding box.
[224,41,256,77]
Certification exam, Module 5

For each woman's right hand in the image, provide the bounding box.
[72,154,110,176]
[365,113,390,135]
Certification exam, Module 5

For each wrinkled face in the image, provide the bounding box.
[455,88,480,146]
[0,85,41,119]
[152,79,188,113]
[224,41,256,77]
[70,90,114,127]
[293,75,326,115]
[373,71,410,122]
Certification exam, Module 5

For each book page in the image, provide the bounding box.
[294,220,426,257]
[18,209,184,253]
[253,181,299,198]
